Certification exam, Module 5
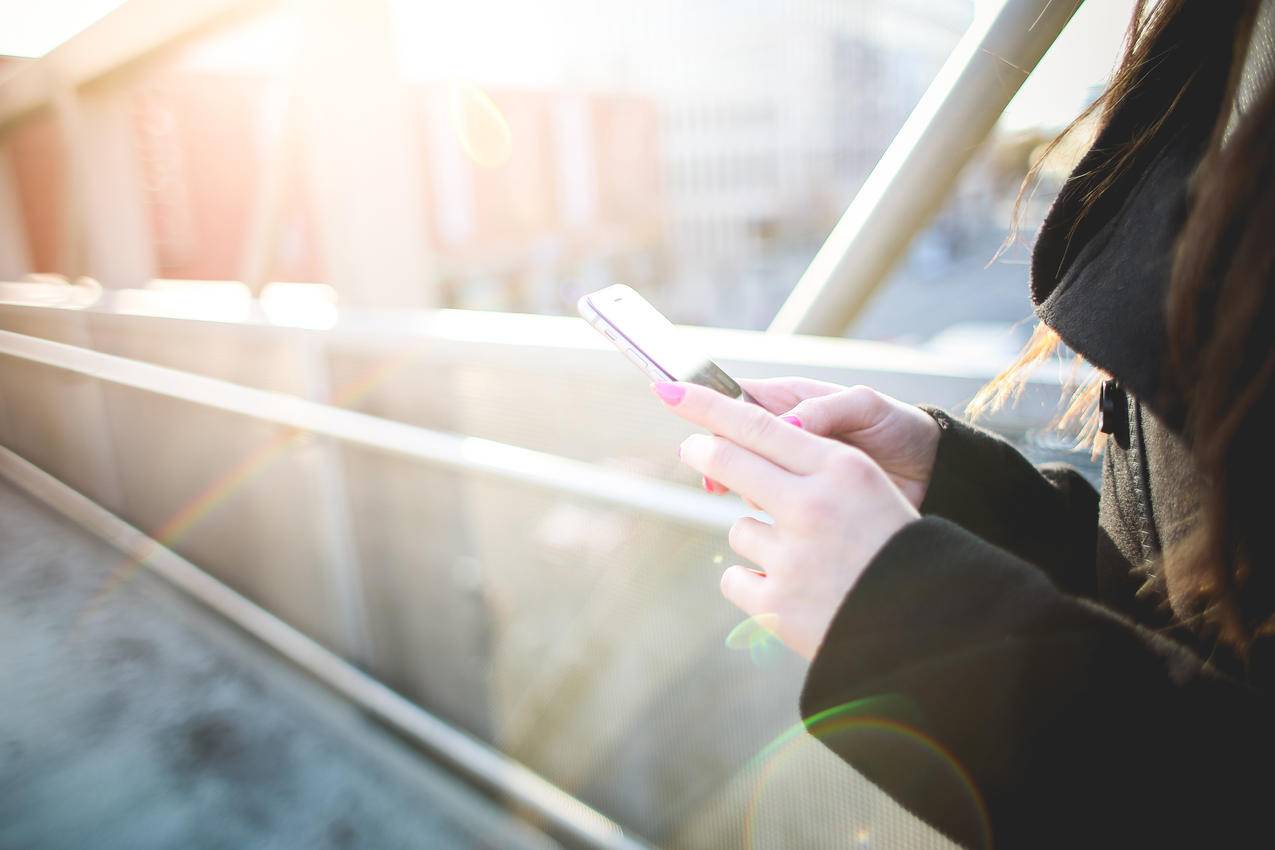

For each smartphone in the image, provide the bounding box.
[577,284,750,400]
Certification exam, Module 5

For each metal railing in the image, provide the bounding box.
[0,328,745,532]
[769,0,1080,335]
[0,290,1078,848]
[0,442,647,850]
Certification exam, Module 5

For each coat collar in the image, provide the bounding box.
[1028,6,1243,431]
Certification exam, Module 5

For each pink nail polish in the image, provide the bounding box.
[652,382,686,405]
[781,414,803,429]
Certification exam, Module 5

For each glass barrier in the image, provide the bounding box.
[0,300,1098,847]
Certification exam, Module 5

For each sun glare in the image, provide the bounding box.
[450,83,513,169]
[0,0,127,58]
[999,0,1140,131]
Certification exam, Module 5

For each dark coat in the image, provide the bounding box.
[800,10,1275,849]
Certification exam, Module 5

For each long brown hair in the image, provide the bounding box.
[1167,16,1275,653]
[977,0,1275,655]
[966,0,1206,452]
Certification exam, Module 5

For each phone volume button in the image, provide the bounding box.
[623,348,652,372]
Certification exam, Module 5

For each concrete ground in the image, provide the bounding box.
[0,478,559,850]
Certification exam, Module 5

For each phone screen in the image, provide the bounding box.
[580,285,744,399]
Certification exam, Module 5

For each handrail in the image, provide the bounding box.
[0,282,1069,385]
[0,443,649,850]
[0,328,745,532]
[769,0,1079,336]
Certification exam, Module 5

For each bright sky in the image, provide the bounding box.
[0,0,126,57]
[999,0,1140,131]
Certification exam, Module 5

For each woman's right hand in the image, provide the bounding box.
[725,377,941,508]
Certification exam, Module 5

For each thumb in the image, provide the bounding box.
[720,565,768,616]
[781,385,884,439]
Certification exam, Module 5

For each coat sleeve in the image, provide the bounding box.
[800,516,1273,850]
[917,407,1100,598]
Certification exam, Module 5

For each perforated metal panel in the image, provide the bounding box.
[0,303,1094,848]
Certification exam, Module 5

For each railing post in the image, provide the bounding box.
[298,336,375,666]
[51,84,87,280]
[65,86,157,288]
[294,0,436,310]
[0,145,30,279]
[768,0,1079,337]
[237,79,299,296]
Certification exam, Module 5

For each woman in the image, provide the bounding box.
[655,1,1274,847]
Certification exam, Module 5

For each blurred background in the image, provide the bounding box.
[0,0,1132,340]
[0,1,1131,848]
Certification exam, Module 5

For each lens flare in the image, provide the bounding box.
[725,613,783,666]
[450,82,512,169]
[743,696,992,850]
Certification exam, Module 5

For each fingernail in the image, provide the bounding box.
[652,382,685,405]
[780,414,803,429]
[704,477,726,494]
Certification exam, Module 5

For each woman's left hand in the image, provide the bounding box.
[654,381,920,661]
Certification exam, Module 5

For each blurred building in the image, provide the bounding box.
[631,0,972,327]
[3,69,665,307]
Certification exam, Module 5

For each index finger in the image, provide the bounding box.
[652,381,830,475]
[737,376,844,415]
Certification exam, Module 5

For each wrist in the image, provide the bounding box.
[915,410,942,498]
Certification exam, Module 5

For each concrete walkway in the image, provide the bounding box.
[0,478,559,850]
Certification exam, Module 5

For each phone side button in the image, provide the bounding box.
[624,349,660,377]
[622,349,666,382]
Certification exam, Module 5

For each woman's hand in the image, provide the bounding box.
[654,381,920,660]
[728,377,942,508]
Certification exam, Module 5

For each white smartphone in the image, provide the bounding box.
[577,284,751,401]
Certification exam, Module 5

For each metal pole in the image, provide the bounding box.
[768,0,1080,337]
[72,88,158,288]
[0,145,31,279]
[238,79,299,295]
[52,85,88,280]
[0,0,280,135]
[297,337,375,666]
[294,0,437,309]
